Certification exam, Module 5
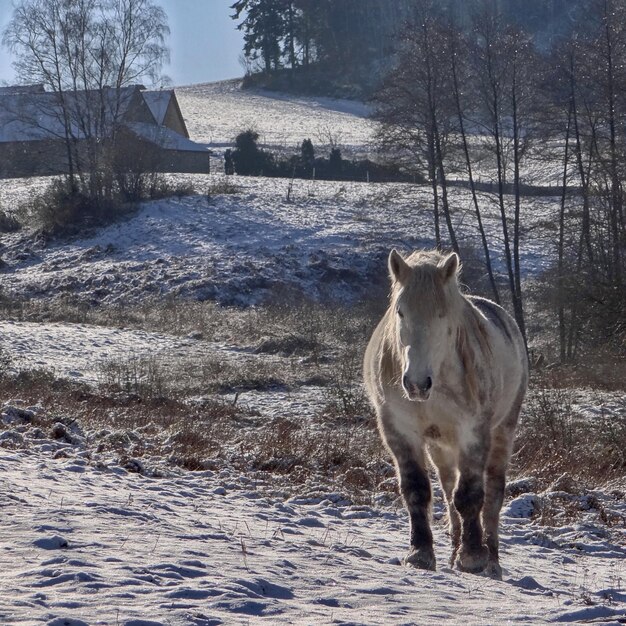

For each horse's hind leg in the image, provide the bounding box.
[429,446,461,565]
[383,425,436,571]
[482,428,514,580]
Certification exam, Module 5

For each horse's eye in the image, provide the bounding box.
[397,308,404,318]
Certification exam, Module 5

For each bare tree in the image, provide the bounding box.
[372,1,458,252]
[3,0,169,196]
[469,1,534,348]
[443,18,500,303]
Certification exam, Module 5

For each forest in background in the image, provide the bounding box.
[230,0,587,97]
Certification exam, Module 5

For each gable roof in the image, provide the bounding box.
[141,89,189,138]
[0,85,190,144]
[142,91,171,125]
[127,122,209,152]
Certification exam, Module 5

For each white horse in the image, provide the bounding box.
[364,249,528,578]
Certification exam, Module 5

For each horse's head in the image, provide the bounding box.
[388,249,461,402]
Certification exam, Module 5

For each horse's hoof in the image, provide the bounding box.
[483,560,502,580]
[455,546,489,574]
[403,548,436,571]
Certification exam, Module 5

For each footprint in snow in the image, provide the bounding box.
[34,535,69,550]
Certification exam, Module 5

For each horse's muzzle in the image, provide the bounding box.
[403,374,432,402]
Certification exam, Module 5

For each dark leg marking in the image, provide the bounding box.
[384,430,435,571]
[454,475,485,553]
[454,443,489,574]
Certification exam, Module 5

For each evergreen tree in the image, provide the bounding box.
[300,138,315,174]
[328,147,342,179]
[231,129,273,175]
[231,0,285,73]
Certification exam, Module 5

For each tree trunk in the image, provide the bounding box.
[558,102,573,362]
[450,43,500,303]
[511,59,527,348]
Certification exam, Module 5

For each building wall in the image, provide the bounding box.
[1,128,209,179]
[163,101,188,138]
[115,130,210,175]
[0,139,68,178]
[156,149,210,174]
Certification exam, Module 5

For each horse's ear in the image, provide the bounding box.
[388,249,409,283]
[439,252,460,282]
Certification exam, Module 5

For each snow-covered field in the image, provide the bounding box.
[0,176,558,307]
[1,80,625,625]
[1,412,625,625]
[177,80,374,157]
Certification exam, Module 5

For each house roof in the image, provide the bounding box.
[0,86,141,143]
[141,89,190,138]
[0,85,192,146]
[127,122,210,153]
[142,91,171,125]
[0,84,45,95]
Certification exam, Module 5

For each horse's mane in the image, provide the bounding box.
[390,249,461,316]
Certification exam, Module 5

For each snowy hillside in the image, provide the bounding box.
[0,176,558,307]
[1,81,625,625]
[177,80,374,158]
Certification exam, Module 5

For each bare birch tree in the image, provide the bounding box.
[3,0,169,197]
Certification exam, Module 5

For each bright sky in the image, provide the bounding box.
[0,0,244,87]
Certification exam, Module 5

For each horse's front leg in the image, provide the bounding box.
[454,443,489,574]
[383,425,435,571]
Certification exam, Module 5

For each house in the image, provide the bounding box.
[0,85,210,178]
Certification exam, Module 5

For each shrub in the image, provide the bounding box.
[514,387,626,486]
[18,173,197,235]
[0,345,12,379]
[231,129,274,175]
[19,178,124,235]
[300,139,315,175]
[228,129,419,183]
[0,210,20,233]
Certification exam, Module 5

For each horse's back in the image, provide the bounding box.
[469,295,528,423]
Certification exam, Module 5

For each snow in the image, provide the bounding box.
[128,123,211,152]
[0,319,200,384]
[177,80,375,156]
[0,176,559,307]
[1,80,625,625]
[1,433,625,625]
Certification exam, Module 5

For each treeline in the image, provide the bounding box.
[224,130,415,183]
[231,0,422,95]
[230,0,587,97]
[373,0,626,361]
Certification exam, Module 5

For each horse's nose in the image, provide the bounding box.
[419,377,433,393]
[403,374,432,399]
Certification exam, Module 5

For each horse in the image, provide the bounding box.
[363,249,528,579]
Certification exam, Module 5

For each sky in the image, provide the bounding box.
[0,0,245,87]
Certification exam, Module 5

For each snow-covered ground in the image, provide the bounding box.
[0,175,558,307]
[1,418,625,625]
[1,80,625,625]
[177,80,375,157]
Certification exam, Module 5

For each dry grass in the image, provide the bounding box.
[206,177,241,198]
[2,295,624,499]
[0,368,389,503]
[514,387,626,488]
